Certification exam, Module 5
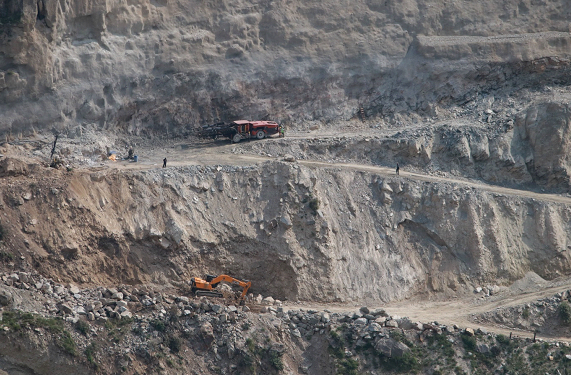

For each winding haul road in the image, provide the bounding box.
[104,133,571,341]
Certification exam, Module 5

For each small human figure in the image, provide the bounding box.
[163,158,167,168]
[279,125,285,138]
[128,148,134,160]
[396,163,400,175]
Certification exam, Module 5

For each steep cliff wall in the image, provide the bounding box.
[2,160,571,304]
[1,0,570,136]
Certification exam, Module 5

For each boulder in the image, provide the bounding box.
[0,289,13,306]
[477,343,490,354]
[58,303,73,315]
[367,323,383,332]
[176,296,190,304]
[262,296,275,305]
[385,320,399,328]
[68,284,80,294]
[374,338,410,358]
[395,318,413,329]
[111,292,124,300]
[0,158,28,177]
[200,322,215,344]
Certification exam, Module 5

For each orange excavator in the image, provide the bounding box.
[190,274,252,301]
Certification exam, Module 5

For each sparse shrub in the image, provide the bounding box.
[380,351,420,373]
[269,350,284,371]
[330,330,340,340]
[0,251,13,262]
[150,319,166,332]
[522,307,530,319]
[75,319,90,336]
[308,197,320,212]
[60,330,77,356]
[34,316,64,333]
[132,326,144,336]
[84,342,98,369]
[560,302,571,325]
[337,358,359,375]
[390,330,414,347]
[104,320,114,330]
[461,334,477,351]
[20,312,35,326]
[496,334,510,345]
[241,322,251,331]
[246,338,256,353]
[0,311,21,331]
[0,224,5,241]
[491,346,502,357]
[167,335,181,353]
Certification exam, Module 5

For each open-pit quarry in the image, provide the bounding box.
[4,0,571,374]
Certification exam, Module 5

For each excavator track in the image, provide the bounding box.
[194,290,224,298]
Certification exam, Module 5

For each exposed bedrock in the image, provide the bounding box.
[1,0,571,135]
[2,162,571,304]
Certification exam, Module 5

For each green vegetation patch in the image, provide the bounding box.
[560,302,571,325]
[59,330,77,356]
[0,251,13,262]
[75,319,90,336]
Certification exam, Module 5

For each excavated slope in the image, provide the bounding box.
[2,157,571,304]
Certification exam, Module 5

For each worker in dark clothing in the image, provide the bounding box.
[163,158,167,168]
[128,148,134,160]
[396,163,400,175]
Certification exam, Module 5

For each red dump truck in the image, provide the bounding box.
[199,120,281,143]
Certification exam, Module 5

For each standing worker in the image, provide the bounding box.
[396,163,400,175]
[163,158,167,168]
[279,124,285,138]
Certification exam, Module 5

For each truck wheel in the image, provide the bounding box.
[256,130,266,139]
[232,134,241,143]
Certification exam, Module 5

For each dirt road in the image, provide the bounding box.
[109,137,571,205]
[283,275,571,342]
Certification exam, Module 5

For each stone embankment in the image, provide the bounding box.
[476,290,571,336]
[4,270,571,374]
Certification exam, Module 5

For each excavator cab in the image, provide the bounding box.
[205,275,216,282]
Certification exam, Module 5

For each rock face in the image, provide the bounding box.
[512,102,571,189]
[0,0,570,135]
[3,159,571,304]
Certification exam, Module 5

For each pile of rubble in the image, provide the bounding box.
[1,270,464,346]
[5,270,571,373]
